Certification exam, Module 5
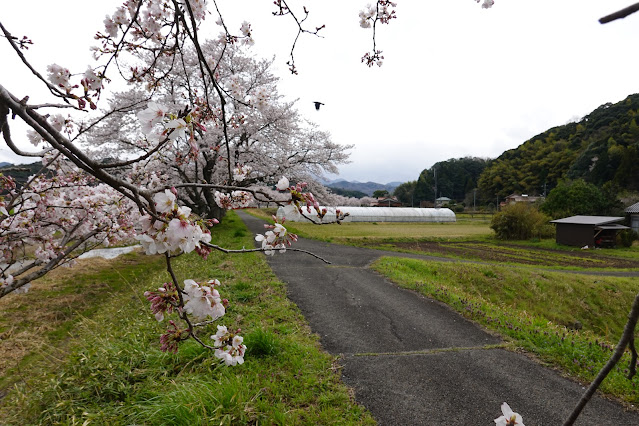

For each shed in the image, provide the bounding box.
[505,193,544,204]
[373,197,402,207]
[435,197,452,207]
[626,202,639,234]
[550,216,629,247]
[276,205,456,223]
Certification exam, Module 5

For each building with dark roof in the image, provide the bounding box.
[550,216,629,247]
[626,202,639,234]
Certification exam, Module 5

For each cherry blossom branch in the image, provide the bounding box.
[0,84,155,215]
[600,2,639,24]
[0,228,102,297]
[0,100,52,157]
[163,253,213,347]
[203,242,331,264]
[0,21,75,103]
[359,1,397,67]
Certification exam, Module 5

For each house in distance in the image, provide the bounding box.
[504,193,544,204]
[550,216,629,248]
[626,201,639,234]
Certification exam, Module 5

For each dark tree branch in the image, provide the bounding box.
[203,242,330,264]
[600,2,639,24]
[563,292,639,426]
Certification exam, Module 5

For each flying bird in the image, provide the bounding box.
[313,101,324,111]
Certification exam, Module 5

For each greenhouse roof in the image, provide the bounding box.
[276,205,456,223]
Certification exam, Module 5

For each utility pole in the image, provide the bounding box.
[433,167,437,207]
[473,188,477,217]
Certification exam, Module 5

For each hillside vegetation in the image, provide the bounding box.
[478,94,639,199]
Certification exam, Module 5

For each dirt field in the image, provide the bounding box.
[372,240,639,269]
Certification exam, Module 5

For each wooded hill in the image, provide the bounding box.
[478,93,639,199]
[0,162,43,187]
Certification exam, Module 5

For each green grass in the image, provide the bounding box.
[0,211,374,425]
[372,257,639,403]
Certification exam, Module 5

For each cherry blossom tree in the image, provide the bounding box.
[0,0,353,366]
[84,41,350,220]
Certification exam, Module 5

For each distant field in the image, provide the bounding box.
[245,209,493,241]
[245,209,639,267]
[289,221,493,240]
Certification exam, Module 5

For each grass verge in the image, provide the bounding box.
[0,211,374,425]
[372,257,639,403]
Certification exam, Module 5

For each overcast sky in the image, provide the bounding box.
[1,1,639,184]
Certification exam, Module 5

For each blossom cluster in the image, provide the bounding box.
[212,325,246,366]
[27,114,74,146]
[0,166,137,294]
[239,21,254,45]
[159,320,189,353]
[214,190,253,210]
[145,276,236,362]
[101,0,207,48]
[46,64,102,109]
[255,216,298,255]
[359,1,397,28]
[135,189,213,255]
[144,281,179,322]
[136,102,205,150]
[182,278,226,321]
[232,164,252,182]
[476,0,495,9]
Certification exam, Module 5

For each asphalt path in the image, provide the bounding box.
[238,212,639,425]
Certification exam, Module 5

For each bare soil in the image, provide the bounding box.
[371,240,639,269]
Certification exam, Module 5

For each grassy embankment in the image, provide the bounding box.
[246,208,639,404]
[0,211,374,425]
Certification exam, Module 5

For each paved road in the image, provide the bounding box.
[239,212,639,425]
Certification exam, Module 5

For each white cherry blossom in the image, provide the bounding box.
[494,402,525,426]
[276,176,289,191]
[46,64,72,90]
[137,102,169,135]
[154,189,176,213]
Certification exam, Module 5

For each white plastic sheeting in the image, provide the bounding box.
[276,205,456,223]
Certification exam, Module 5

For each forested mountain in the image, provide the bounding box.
[478,94,639,199]
[414,157,489,205]
[0,162,43,187]
[327,180,400,196]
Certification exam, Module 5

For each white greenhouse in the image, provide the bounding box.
[276,205,456,223]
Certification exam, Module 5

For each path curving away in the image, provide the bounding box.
[239,212,639,425]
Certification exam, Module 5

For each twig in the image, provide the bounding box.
[203,242,331,264]
[600,2,639,24]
